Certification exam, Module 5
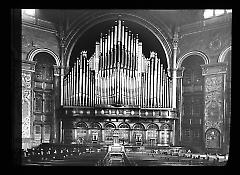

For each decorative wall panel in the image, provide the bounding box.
[202,63,227,149]
[22,72,32,138]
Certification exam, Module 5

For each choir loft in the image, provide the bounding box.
[20,9,231,155]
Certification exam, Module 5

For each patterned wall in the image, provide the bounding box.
[202,63,227,149]
[22,71,32,138]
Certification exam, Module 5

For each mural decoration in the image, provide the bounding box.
[22,72,32,138]
[204,74,224,148]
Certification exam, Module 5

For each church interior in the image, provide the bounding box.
[17,9,231,166]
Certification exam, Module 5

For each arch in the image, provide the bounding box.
[90,122,102,129]
[176,51,209,69]
[76,122,88,129]
[132,123,145,130]
[160,123,171,130]
[205,128,221,148]
[147,123,159,130]
[218,46,232,63]
[118,122,130,129]
[65,12,172,70]
[104,122,116,129]
[28,48,60,66]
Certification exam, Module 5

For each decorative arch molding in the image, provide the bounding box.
[176,51,209,69]
[104,122,116,129]
[218,46,232,63]
[90,122,102,129]
[118,122,131,129]
[65,12,172,70]
[147,123,159,130]
[132,123,145,130]
[28,48,60,67]
[76,121,88,129]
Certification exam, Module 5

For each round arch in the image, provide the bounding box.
[132,123,145,130]
[218,46,232,63]
[118,122,131,129]
[90,122,102,129]
[65,12,172,70]
[104,122,116,129]
[28,48,60,66]
[147,123,159,130]
[176,51,209,69]
[76,121,88,129]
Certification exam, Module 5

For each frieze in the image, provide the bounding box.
[201,63,227,76]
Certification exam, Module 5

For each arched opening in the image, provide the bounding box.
[104,122,116,145]
[32,52,56,145]
[132,123,145,146]
[75,122,88,144]
[118,123,130,145]
[205,128,221,149]
[159,123,171,146]
[89,122,102,144]
[147,123,159,147]
[181,55,205,150]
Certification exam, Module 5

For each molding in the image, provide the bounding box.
[218,46,232,63]
[28,48,60,66]
[176,50,209,69]
[22,20,57,34]
[201,62,227,76]
[22,60,37,72]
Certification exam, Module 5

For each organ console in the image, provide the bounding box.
[63,20,173,109]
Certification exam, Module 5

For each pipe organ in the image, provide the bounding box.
[63,20,173,109]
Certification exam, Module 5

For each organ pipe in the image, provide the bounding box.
[63,20,173,109]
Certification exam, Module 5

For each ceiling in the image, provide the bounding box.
[37,9,203,32]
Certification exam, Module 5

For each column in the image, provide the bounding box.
[22,60,36,150]
[53,65,61,143]
[201,63,227,152]
[175,67,185,145]
[172,28,179,109]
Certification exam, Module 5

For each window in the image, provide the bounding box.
[22,9,35,16]
[204,9,232,19]
[215,10,225,16]
[204,9,214,19]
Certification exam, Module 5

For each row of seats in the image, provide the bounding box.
[22,144,105,163]
[148,148,228,166]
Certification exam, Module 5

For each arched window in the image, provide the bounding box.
[181,55,205,147]
[32,52,56,144]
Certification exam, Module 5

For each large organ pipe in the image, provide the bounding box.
[157,59,160,107]
[150,56,154,107]
[147,62,151,107]
[154,55,158,107]
[105,34,108,70]
[76,58,79,105]
[73,62,76,105]
[86,61,89,106]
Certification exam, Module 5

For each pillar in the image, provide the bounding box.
[175,67,185,146]
[172,28,179,109]
[22,60,36,150]
[52,65,60,143]
[201,62,227,153]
